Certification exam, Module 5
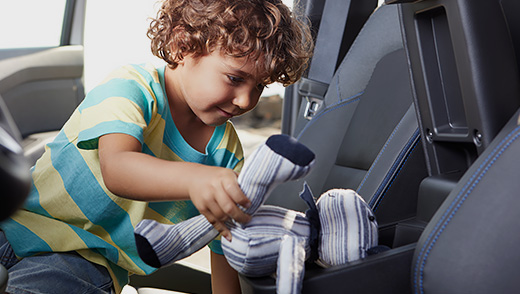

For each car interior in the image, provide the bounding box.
[1,0,520,293]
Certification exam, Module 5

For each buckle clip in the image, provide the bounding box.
[298,78,329,120]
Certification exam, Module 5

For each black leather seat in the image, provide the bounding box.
[241,0,520,292]
[267,3,428,244]
[404,0,520,292]
[413,109,520,294]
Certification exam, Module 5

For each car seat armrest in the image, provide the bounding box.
[240,243,415,294]
[129,263,211,293]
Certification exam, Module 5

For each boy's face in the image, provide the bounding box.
[171,50,265,127]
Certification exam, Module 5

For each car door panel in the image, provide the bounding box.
[0,0,85,140]
[0,46,84,137]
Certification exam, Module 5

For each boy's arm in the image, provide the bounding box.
[98,133,251,240]
[211,251,241,294]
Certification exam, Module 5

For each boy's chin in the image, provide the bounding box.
[202,117,229,127]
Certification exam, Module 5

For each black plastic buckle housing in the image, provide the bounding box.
[298,78,329,120]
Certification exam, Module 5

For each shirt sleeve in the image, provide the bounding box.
[76,78,154,150]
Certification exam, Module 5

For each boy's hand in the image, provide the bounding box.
[188,166,252,241]
[98,133,250,240]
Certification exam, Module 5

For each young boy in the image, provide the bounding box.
[0,0,312,293]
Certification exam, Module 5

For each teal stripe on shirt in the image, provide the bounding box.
[208,148,243,170]
[142,143,156,157]
[79,79,154,125]
[162,122,228,163]
[23,181,53,218]
[147,201,199,224]
[208,123,226,149]
[131,64,167,113]
[208,239,223,255]
[0,219,53,256]
[107,259,133,288]
[77,120,145,150]
[65,223,120,263]
[49,131,148,270]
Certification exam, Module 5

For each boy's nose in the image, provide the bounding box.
[233,93,255,111]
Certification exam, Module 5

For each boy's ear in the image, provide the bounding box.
[169,26,190,64]
[170,44,185,65]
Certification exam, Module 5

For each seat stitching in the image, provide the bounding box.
[414,125,520,294]
[370,130,421,211]
[357,114,407,192]
[296,91,364,140]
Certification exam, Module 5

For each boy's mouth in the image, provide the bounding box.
[217,107,236,119]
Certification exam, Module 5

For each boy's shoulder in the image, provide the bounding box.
[99,63,162,87]
[84,63,167,115]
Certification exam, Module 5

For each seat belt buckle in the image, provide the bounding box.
[298,78,329,120]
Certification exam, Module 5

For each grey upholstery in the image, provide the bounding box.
[267,4,427,229]
[413,110,520,294]
[407,0,520,291]
[242,0,520,292]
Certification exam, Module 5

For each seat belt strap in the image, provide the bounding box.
[307,0,352,84]
[301,0,352,119]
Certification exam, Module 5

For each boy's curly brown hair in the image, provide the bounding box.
[148,0,313,86]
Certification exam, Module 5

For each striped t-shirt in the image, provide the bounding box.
[0,63,244,291]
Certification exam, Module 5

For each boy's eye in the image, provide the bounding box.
[227,75,244,84]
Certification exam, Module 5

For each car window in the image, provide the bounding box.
[0,1,67,49]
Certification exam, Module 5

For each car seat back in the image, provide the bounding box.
[267,4,428,232]
[413,109,520,294]
[400,0,520,176]
[399,0,520,292]
[240,0,520,292]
